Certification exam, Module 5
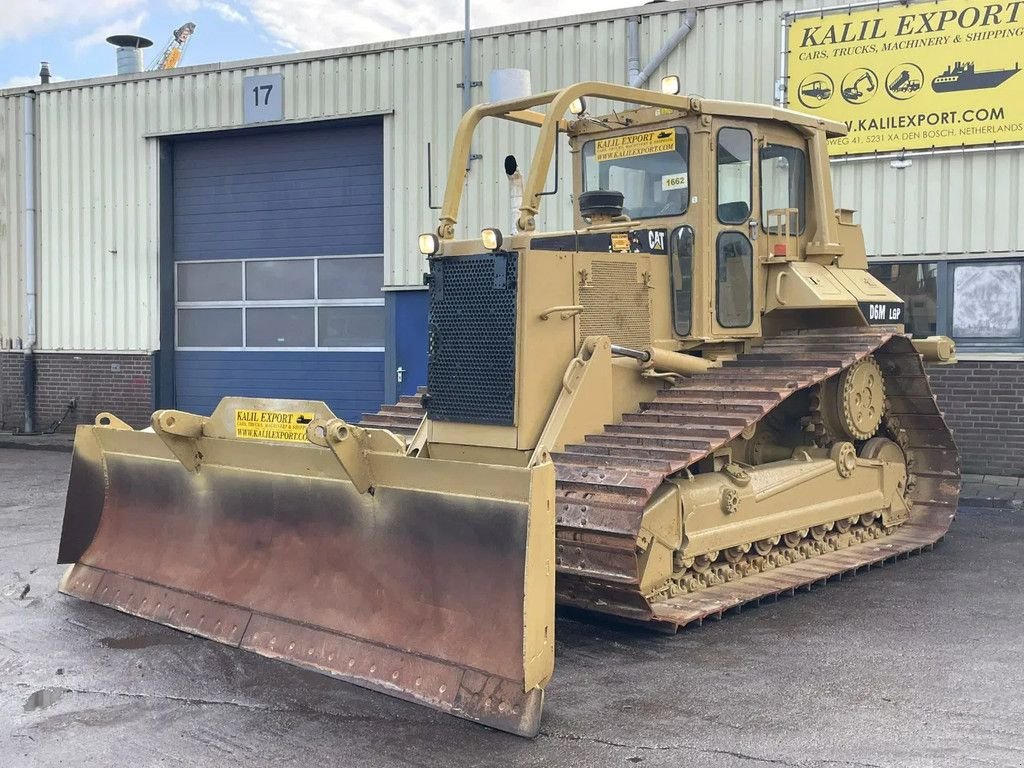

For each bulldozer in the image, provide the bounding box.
[57,81,960,737]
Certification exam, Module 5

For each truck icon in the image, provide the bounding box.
[889,70,920,93]
[885,63,925,101]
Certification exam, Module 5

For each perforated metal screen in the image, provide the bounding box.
[426,252,518,425]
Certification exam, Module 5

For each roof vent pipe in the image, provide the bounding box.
[39,62,50,84]
[106,34,153,75]
[630,9,698,88]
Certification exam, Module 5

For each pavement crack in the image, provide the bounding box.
[63,617,103,634]
[539,729,804,765]
[539,729,680,751]
[694,750,803,766]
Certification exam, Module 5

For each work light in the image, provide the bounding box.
[481,228,504,251]
[418,233,441,255]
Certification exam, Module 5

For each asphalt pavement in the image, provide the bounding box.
[1,448,1022,767]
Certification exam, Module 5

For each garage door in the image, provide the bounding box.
[171,121,385,420]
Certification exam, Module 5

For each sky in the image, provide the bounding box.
[0,0,633,88]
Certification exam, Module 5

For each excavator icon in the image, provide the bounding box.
[842,68,877,103]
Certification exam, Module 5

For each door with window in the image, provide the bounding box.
[713,124,758,336]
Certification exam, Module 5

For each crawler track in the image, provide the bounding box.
[361,328,961,631]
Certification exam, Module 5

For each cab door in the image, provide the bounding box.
[711,122,761,338]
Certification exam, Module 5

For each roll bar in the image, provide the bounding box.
[436,82,694,238]
[434,81,845,253]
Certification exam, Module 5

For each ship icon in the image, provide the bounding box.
[931,60,1021,92]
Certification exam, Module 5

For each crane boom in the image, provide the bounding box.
[152,22,196,71]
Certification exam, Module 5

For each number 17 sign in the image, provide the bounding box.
[243,73,284,124]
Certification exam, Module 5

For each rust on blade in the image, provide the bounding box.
[57,427,106,564]
[58,430,553,736]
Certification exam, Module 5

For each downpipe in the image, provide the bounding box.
[22,91,38,435]
[626,16,641,85]
[629,9,698,89]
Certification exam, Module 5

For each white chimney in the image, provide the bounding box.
[106,34,154,75]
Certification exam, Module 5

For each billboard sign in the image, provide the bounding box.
[787,0,1024,155]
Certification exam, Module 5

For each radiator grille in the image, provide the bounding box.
[426,252,517,425]
[580,261,651,349]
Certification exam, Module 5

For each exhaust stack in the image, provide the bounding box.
[105,34,153,75]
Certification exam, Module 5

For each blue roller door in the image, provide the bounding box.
[171,121,385,419]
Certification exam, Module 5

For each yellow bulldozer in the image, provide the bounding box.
[57,81,960,737]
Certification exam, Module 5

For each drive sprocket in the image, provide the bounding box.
[817,355,886,442]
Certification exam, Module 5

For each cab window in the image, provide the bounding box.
[716,128,752,225]
[716,232,753,328]
[581,128,689,220]
[760,144,807,234]
[670,226,694,336]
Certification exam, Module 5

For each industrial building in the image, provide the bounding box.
[1,0,1022,476]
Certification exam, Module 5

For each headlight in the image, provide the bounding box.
[661,75,680,95]
[418,233,441,255]
[481,228,504,251]
[568,97,587,116]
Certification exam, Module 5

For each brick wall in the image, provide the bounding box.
[928,360,1024,478]
[0,353,26,431]
[0,352,152,432]
[0,351,1020,476]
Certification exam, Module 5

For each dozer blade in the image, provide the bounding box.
[57,399,555,736]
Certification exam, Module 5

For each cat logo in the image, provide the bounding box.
[648,229,666,252]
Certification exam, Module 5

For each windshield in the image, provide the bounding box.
[581,127,689,220]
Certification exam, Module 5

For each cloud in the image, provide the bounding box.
[73,11,149,54]
[240,0,624,51]
[0,0,143,44]
[169,0,249,25]
[208,2,248,24]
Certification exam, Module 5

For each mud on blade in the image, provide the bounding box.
[58,399,555,736]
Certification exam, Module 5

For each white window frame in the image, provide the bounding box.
[175,253,386,352]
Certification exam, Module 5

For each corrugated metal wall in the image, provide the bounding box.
[0,95,24,347]
[1,0,1022,352]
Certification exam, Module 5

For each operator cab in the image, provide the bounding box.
[567,104,815,345]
